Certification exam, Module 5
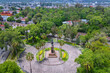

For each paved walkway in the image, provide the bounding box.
[18,43,81,73]
[0,48,10,64]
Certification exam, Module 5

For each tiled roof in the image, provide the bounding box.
[21,17,27,21]
[73,20,80,22]
[63,21,73,26]
[107,37,110,41]
[0,24,5,27]
[16,10,20,13]
[0,11,13,16]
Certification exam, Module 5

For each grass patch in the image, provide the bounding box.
[45,48,51,51]
[61,49,69,61]
[58,40,76,46]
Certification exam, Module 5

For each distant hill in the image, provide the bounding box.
[0,0,31,3]
[0,0,110,3]
[82,0,110,2]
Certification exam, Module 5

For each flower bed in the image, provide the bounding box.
[61,49,69,61]
[36,48,69,62]
[36,50,45,62]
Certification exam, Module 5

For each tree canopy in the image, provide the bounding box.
[0,61,23,73]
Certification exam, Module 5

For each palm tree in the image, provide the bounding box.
[84,62,91,73]
[40,40,46,57]
[26,52,34,73]
[35,43,41,51]
[36,43,41,60]
[59,40,65,59]
[58,32,63,42]
[11,40,20,55]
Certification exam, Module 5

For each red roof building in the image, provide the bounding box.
[73,20,81,22]
[0,24,5,30]
[0,11,13,16]
[89,6,93,7]
[16,10,20,13]
[21,17,27,22]
[0,25,5,27]
[72,20,81,25]
[62,21,73,26]
[107,37,110,41]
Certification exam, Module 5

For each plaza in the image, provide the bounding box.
[18,43,81,73]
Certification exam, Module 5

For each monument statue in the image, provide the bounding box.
[51,39,55,53]
[48,39,57,58]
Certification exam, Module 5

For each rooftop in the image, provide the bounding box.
[0,24,5,27]
[0,11,13,16]
[21,17,27,21]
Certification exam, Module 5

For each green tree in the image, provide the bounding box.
[51,26,58,36]
[29,24,40,43]
[40,40,46,57]
[25,19,29,24]
[59,40,65,58]
[41,33,47,40]
[16,19,21,23]
[40,21,54,33]
[0,30,24,55]
[96,5,104,12]
[33,13,42,24]
[35,43,41,51]
[89,16,102,27]
[11,40,20,55]
[7,17,15,22]
[0,15,3,21]
[4,22,10,29]
[0,6,3,9]
[10,7,16,10]
[75,3,83,8]
[0,60,23,73]
[86,15,94,20]
[75,49,94,73]
[32,18,37,24]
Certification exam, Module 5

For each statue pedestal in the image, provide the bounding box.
[48,51,57,58]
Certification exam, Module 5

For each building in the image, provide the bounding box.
[0,11,13,21]
[11,23,27,28]
[1,21,27,29]
[73,20,81,25]
[107,37,110,45]
[0,24,5,30]
[81,19,88,23]
[21,17,27,24]
[7,22,27,28]
[16,10,20,14]
[62,21,73,26]
[107,37,110,42]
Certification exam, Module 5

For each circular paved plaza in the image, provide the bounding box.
[18,43,81,73]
